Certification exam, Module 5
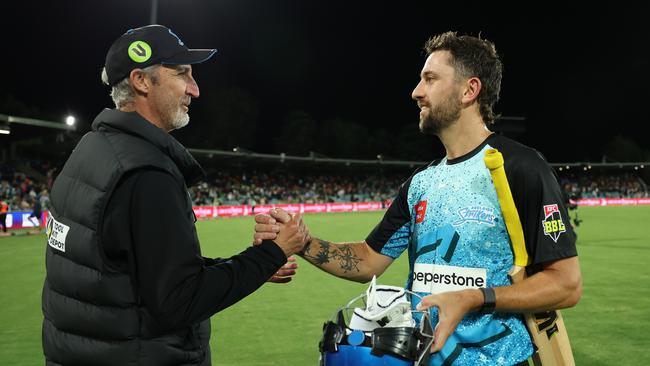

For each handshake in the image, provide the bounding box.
[253,208,311,284]
[253,208,311,257]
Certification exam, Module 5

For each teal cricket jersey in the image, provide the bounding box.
[366,134,577,366]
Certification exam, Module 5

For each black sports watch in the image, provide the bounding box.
[478,287,496,314]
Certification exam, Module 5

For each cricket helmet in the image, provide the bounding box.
[319,277,433,366]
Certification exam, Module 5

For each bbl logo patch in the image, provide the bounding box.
[415,200,427,224]
[542,204,566,243]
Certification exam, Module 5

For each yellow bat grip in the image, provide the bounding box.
[484,148,529,267]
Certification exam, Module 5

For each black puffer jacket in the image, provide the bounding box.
[43,109,211,365]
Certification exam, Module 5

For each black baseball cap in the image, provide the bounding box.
[104,24,217,86]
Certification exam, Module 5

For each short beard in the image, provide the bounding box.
[147,70,191,132]
[159,98,190,131]
[169,110,190,131]
[418,93,462,136]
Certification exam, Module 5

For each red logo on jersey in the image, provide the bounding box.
[544,204,559,217]
[415,200,427,224]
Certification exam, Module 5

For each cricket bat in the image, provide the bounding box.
[484,148,575,366]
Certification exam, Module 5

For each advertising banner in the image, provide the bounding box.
[577,198,650,206]
[1,211,45,230]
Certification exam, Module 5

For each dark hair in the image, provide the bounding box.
[424,31,502,124]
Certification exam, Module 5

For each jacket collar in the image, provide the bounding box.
[91,109,205,185]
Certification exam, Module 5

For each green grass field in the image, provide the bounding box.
[1,206,649,365]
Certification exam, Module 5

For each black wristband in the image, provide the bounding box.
[478,287,496,314]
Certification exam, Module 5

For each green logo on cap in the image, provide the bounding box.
[128,41,152,63]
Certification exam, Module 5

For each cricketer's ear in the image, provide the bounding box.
[461,77,481,105]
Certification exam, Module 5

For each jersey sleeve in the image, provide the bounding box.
[365,178,413,259]
[505,151,578,267]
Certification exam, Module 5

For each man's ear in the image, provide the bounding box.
[129,69,150,94]
[461,77,482,104]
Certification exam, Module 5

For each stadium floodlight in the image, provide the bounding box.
[65,115,76,126]
[0,121,9,135]
[232,146,252,154]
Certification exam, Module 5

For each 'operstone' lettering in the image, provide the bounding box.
[411,263,487,294]
[413,270,485,288]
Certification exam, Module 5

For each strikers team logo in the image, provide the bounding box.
[452,206,497,227]
[542,204,566,243]
[415,200,427,224]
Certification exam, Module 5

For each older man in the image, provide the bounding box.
[42,25,307,366]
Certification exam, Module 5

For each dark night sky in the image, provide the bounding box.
[2,1,649,163]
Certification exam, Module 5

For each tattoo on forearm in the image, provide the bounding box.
[311,241,332,265]
[303,240,362,273]
[335,246,362,272]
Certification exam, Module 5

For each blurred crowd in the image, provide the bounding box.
[1,160,57,214]
[189,170,648,206]
[560,172,648,199]
[188,171,402,206]
[2,160,648,212]
[0,173,51,213]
